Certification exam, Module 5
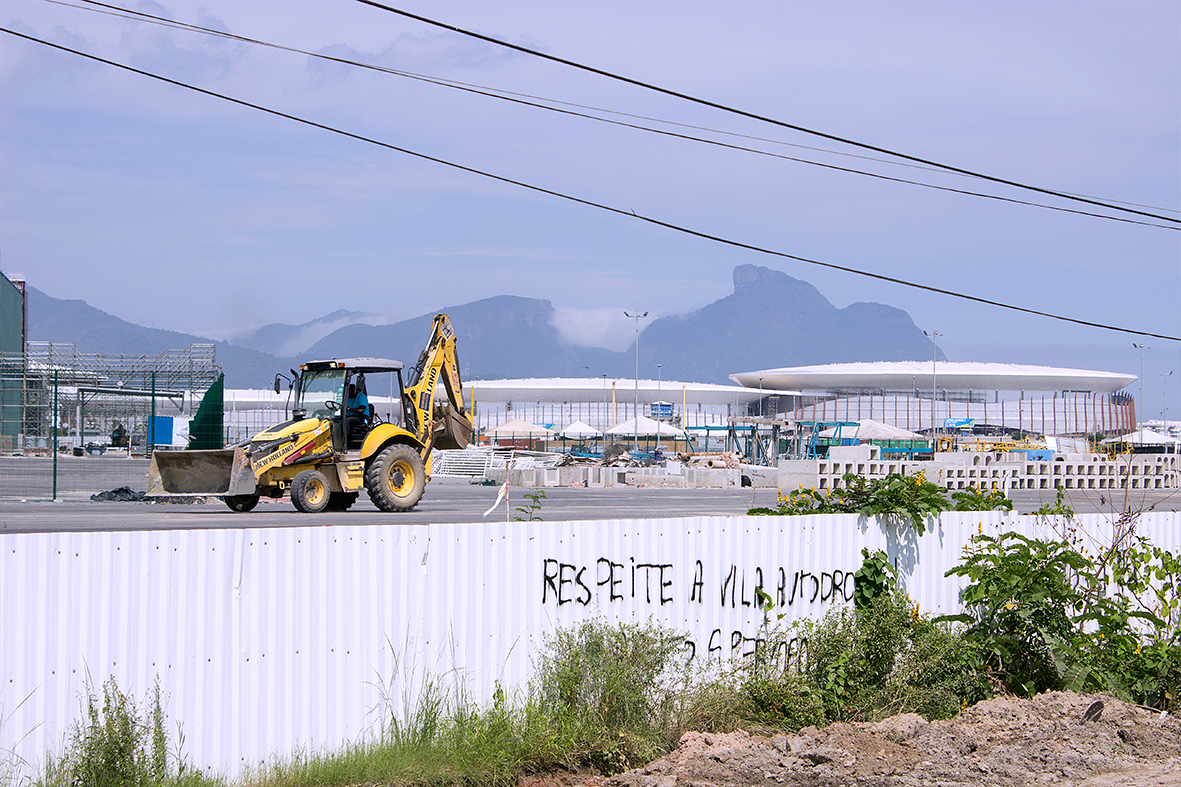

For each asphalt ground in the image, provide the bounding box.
[1,477,1177,534]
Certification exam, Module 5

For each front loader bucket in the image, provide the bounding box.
[147,448,257,496]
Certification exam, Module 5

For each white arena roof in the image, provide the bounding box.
[730,362,1136,394]
[469,377,771,405]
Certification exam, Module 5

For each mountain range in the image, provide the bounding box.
[26,265,942,388]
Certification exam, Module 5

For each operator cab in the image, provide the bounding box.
[294,358,405,450]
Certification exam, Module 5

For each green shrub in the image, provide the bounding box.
[944,531,1181,709]
[751,472,1009,534]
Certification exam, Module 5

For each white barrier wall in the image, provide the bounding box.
[3,512,1178,780]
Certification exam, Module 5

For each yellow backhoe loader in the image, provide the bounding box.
[147,313,471,513]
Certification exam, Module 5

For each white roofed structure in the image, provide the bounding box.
[558,420,602,439]
[731,362,1136,394]
[727,359,1133,392]
[606,416,686,438]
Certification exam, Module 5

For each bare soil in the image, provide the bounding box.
[524,692,1181,787]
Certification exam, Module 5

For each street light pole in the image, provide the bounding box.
[1133,343,1148,428]
[924,330,940,448]
[625,310,648,451]
[1162,371,1173,424]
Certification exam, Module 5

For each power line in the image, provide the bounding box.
[3,26,1177,343]
[352,0,1180,226]
[53,0,1179,228]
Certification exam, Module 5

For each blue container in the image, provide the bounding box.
[151,416,174,446]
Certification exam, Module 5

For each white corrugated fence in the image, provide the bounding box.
[2,511,1177,780]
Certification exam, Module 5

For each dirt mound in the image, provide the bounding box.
[553,692,1181,787]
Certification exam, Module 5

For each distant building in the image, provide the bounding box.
[732,361,1138,436]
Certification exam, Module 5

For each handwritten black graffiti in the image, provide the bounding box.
[542,558,854,608]
[545,557,672,606]
[542,559,592,606]
[683,629,808,666]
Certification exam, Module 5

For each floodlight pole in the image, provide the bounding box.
[1162,371,1173,424]
[1133,343,1148,428]
[925,331,940,448]
[625,310,648,451]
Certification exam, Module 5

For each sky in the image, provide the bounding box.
[1,0,1179,417]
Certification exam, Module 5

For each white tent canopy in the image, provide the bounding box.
[1102,429,1181,446]
[558,420,602,439]
[485,418,554,438]
[606,415,686,438]
[820,419,926,441]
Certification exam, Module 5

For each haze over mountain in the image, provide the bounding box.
[26,265,942,388]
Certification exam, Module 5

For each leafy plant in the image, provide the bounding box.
[852,549,897,610]
[942,531,1181,708]
[943,533,1085,697]
[951,485,1014,512]
[512,488,546,521]
[751,472,987,535]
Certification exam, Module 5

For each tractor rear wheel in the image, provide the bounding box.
[365,444,425,512]
[291,468,331,513]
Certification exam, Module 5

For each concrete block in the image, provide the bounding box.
[740,464,779,487]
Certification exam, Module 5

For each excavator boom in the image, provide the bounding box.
[403,313,471,453]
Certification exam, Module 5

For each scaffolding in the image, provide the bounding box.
[0,343,221,454]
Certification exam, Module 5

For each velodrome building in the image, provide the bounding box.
[730,361,1138,437]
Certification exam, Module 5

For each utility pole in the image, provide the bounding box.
[625,310,648,451]
[924,330,940,448]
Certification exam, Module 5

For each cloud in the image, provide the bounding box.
[550,306,651,351]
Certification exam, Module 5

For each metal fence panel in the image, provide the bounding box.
[2,512,1177,781]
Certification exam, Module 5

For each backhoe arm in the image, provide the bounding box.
[403,313,471,454]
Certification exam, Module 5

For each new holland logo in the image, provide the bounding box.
[253,422,329,473]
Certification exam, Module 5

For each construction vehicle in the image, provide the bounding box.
[147,314,472,513]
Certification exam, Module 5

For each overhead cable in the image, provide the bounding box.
[57,0,1180,226]
[352,0,1180,226]
[4,27,1177,343]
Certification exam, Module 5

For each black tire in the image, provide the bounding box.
[327,491,359,512]
[225,494,260,512]
[365,444,426,512]
[291,468,331,513]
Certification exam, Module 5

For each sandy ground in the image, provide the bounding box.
[525,692,1181,787]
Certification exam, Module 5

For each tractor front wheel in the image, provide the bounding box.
[225,494,260,512]
[291,468,331,513]
[365,444,425,512]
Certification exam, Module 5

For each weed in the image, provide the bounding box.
[532,619,689,772]
[1034,486,1075,517]
[39,677,218,787]
[513,488,547,521]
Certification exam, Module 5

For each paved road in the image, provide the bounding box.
[0,478,783,533]
[2,478,1176,534]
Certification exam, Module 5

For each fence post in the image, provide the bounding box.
[150,372,156,457]
[52,370,58,501]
